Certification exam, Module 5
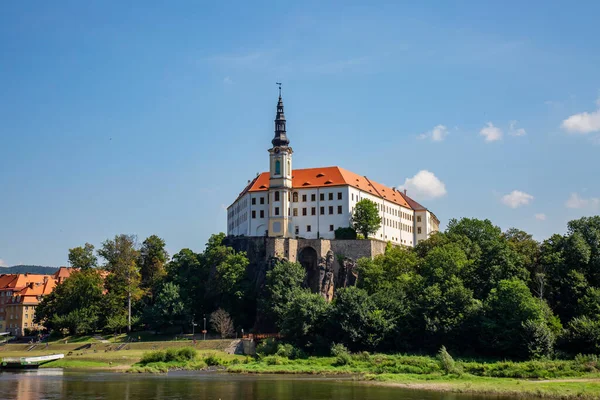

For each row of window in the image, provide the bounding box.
[266,191,344,204]
[258,205,344,218]
[294,224,335,234]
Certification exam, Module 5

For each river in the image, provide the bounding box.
[0,369,516,399]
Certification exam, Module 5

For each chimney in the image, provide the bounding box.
[404,189,407,196]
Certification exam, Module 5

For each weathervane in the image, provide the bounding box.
[276,82,282,97]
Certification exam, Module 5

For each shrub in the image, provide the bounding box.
[141,350,166,364]
[335,227,357,240]
[204,353,223,366]
[331,343,351,366]
[256,338,278,356]
[140,347,197,365]
[563,317,600,355]
[437,346,461,375]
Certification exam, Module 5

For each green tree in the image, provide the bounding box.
[138,235,169,294]
[148,282,186,330]
[98,234,141,332]
[68,243,97,270]
[328,287,394,351]
[279,289,329,350]
[35,269,104,334]
[263,260,306,322]
[352,199,381,239]
[167,248,208,320]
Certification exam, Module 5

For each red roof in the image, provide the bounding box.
[234,166,422,209]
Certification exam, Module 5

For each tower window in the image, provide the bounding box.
[275,191,280,202]
[275,207,280,216]
[275,160,281,175]
[311,207,316,215]
[328,193,333,201]
[338,192,342,200]
[417,216,422,222]
[293,192,299,202]
[418,227,422,234]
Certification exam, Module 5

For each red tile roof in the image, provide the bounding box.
[233,166,422,209]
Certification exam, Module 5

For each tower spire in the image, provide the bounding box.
[272,83,289,147]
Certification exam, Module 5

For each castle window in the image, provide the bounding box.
[275,160,281,175]
[302,208,307,216]
[275,191,280,202]
[311,207,316,215]
[337,205,342,214]
[417,216,421,222]
[320,193,325,201]
[328,206,334,215]
[311,194,316,202]
[293,192,299,202]
[293,208,298,216]
[295,226,299,235]
[252,197,256,205]
[260,210,264,218]
[328,193,333,201]
[418,227,422,234]
[275,207,280,216]
[260,197,265,205]
[252,211,256,219]
[330,224,334,231]
[320,206,325,215]
[338,192,342,200]
[302,194,307,202]
[307,225,312,232]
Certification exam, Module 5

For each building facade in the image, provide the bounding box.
[0,267,73,336]
[227,94,439,246]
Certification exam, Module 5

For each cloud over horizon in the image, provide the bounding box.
[480,122,503,142]
[399,170,447,200]
[418,124,449,142]
[565,193,600,210]
[562,99,600,134]
[501,190,534,208]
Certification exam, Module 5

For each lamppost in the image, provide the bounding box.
[191,315,197,340]
[203,315,206,341]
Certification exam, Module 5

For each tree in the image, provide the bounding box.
[148,282,186,330]
[68,243,97,270]
[210,308,234,338]
[167,248,208,319]
[98,234,141,332]
[279,290,329,350]
[35,269,104,334]
[263,260,306,321]
[352,199,381,239]
[138,235,169,294]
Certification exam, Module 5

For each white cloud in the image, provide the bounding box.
[480,122,503,142]
[509,120,526,136]
[561,99,600,134]
[0,259,6,267]
[565,193,600,209]
[418,124,449,142]
[535,213,547,221]
[223,76,233,85]
[501,190,534,208]
[399,170,447,200]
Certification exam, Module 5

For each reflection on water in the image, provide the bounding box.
[0,370,513,400]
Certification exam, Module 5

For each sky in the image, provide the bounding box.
[1,1,600,267]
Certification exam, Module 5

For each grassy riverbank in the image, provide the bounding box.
[227,353,600,399]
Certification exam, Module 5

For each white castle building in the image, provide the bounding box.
[227,93,439,246]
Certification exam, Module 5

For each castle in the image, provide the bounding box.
[226,92,439,246]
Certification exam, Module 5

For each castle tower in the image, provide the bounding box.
[267,87,293,237]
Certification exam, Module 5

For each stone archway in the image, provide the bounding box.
[298,246,319,293]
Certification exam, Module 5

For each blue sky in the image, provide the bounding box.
[1,1,599,267]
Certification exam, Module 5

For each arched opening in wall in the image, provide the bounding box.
[298,246,319,293]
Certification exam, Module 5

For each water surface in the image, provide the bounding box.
[0,369,516,400]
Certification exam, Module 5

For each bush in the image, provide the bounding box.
[335,227,357,240]
[256,338,278,356]
[204,353,223,366]
[563,317,600,355]
[331,343,351,366]
[140,347,197,365]
[437,346,461,375]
